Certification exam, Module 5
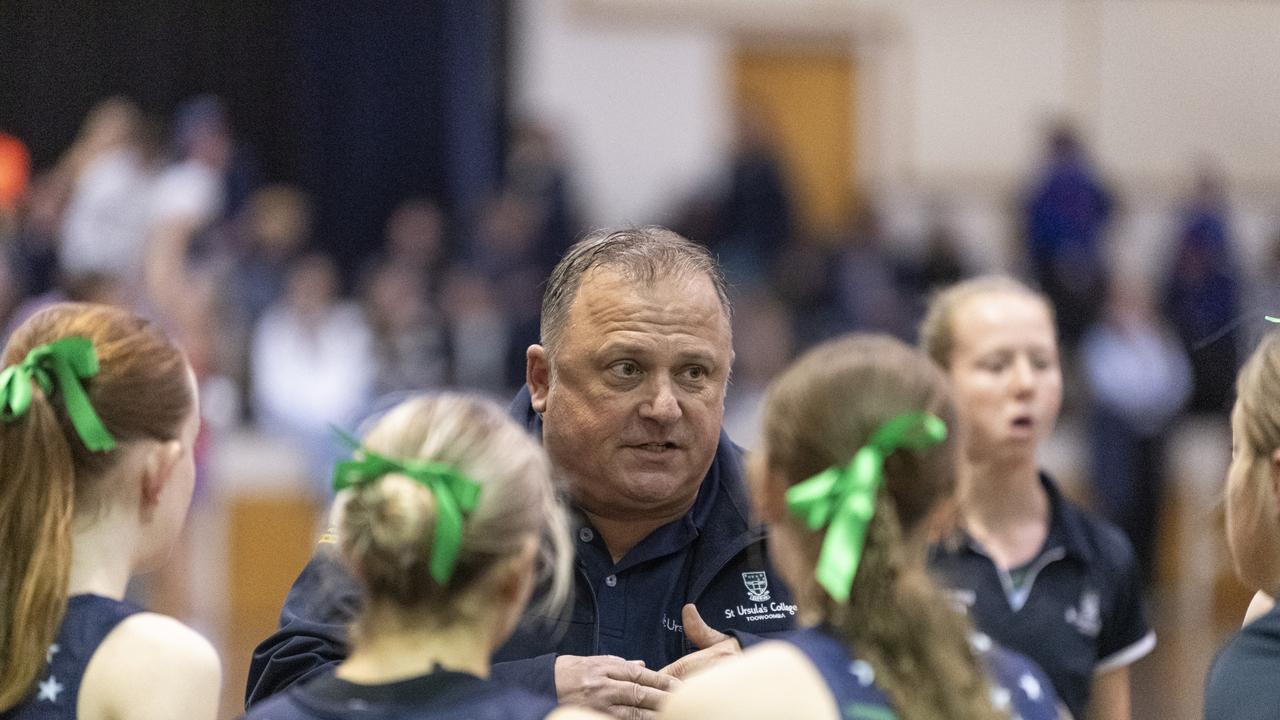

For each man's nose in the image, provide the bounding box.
[639,375,682,424]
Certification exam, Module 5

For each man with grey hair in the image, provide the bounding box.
[247,227,795,718]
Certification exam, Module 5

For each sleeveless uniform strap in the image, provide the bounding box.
[10,594,142,719]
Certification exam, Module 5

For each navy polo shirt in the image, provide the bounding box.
[929,473,1154,720]
[1204,602,1280,720]
[573,460,720,665]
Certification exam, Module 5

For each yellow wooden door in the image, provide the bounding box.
[731,44,856,239]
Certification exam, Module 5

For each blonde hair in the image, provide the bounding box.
[0,303,192,711]
[919,275,1054,369]
[334,394,572,637]
[761,334,1004,720]
[1232,333,1280,591]
[1237,333,1280,457]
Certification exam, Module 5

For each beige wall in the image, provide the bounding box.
[515,0,1280,225]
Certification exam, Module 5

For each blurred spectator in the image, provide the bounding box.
[722,289,796,450]
[252,253,374,492]
[771,235,843,349]
[506,118,582,270]
[895,201,967,312]
[830,200,909,337]
[362,196,450,297]
[231,184,314,326]
[59,98,161,289]
[1082,277,1192,584]
[10,172,67,300]
[41,97,142,223]
[5,271,130,339]
[1024,121,1113,351]
[439,266,515,398]
[145,95,233,316]
[1163,165,1243,414]
[468,189,545,386]
[361,260,451,399]
[714,102,794,285]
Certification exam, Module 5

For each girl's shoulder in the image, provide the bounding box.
[80,612,220,720]
[660,640,840,720]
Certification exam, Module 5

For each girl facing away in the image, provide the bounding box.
[661,334,1062,720]
[0,302,219,719]
[1204,332,1280,719]
[240,393,603,720]
[922,276,1152,720]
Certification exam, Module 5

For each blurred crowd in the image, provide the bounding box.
[0,97,1275,582]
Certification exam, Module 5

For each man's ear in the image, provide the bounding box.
[141,440,183,508]
[526,344,550,413]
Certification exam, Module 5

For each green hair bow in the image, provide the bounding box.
[0,336,116,452]
[332,430,482,585]
[785,411,947,604]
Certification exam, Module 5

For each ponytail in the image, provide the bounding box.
[0,302,192,711]
[761,334,1007,720]
[830,494,1004,720]
[0,392,77,710]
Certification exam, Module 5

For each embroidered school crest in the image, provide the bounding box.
[742,571,771,602]
[1065,589,1101,637]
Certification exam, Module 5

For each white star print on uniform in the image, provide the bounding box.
[46,643,60,664]
[1019,673,1043,701]
[848,659,875,687]
[990,686,1012,711]
[37,676,64,703]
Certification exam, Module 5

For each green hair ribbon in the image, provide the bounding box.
[785,411,947,604]
[0,336,116,452]
[332,429,482,585]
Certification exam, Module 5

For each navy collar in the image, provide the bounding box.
[1036,472,1092,564]
[947,472,1085,565]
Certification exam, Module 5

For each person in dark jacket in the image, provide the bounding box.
[246,227,795,718]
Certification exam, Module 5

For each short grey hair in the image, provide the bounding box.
[540,226,732,352]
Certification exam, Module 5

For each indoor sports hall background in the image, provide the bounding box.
[3,1,1279,717]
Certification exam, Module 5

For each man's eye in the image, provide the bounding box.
[610,362,640,378]
[682,366,708,381]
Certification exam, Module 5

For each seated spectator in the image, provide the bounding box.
[252,253,374,493]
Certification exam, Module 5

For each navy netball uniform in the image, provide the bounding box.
[782,625,1060,720]
[5,594,142,720]
[239,667,560,720]
[930,474,1153,720]
[1204,602,1280,720]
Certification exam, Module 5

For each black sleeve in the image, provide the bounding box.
[489,653,558,698]
[1096,529,1153,668]
[244,548,363,708]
